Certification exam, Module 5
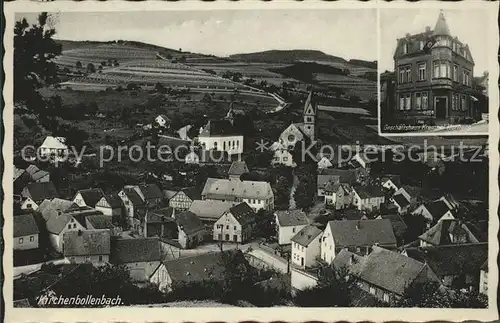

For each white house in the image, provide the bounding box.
[352,186,385,211]
[198,106,243,155]
[380,175,401,192]
[73,188,105,208]
[202,178,274,212]
[39,136,69,159]
[213,202,256,243]
[291,225,322,269]
[21,182,59,211]
[271,144,295,168]
[110,238,162,282]
[275,210,309,245]
[46,213,86,252]
[317,156,333,170]
[320,220,397,265]
[14,214,40,251]
[411,200,454,222]
[324,183,352,210]
[95,194,123,217]
[63,229,111,265]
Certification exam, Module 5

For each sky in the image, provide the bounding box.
[17,10,377,61]
[380,8,491,75]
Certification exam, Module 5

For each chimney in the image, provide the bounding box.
[405,33,411,38]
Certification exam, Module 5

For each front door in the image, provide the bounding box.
[301,257,304,267]
[435,97,447,119]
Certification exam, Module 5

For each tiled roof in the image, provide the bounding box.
[45,214,74,234]
[157,135,191,149]
[63,230,111,256]
[228,202,256,226]
[86,215,114,230]
[202,178,273,200]
[74,188,105,207]
[357,246,427,296]
[181,187,202,201]
[434,11,451,36]
[317,168,358,184]
[317,175,340,190]
[378,213,408,240]
[291,225,322,247]
[150,207,176,221]
[425,200,451,218]
[164,189,179,200]
[392,193,410,209]
[123,188,145,206]
[338,209,365,221]
[37,198,79,220]
[353,185,384,199]
[199,120,241,137]
[418,219,478,246]
[138,184,163,201]
[102,194,123,208]
[110,237,161,264]
[404,243,487,277]
[14,214,39,237]
[328,219,397,248]
[40,136,67,150]
[24,182,59,202]
[228,161,249,177]
[381,174,401,187]
[188,200,236,221]
[275,210,308,227]
[175,211,205,235]
[163,251,231,284]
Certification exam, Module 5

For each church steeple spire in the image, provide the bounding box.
[434,10,451,36]
[302,90,316,141]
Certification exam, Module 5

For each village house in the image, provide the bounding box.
[202,178,274,212]
[21,182,59,210]
[479,260,488,295]
[144,208,177,240]
[352,186,385,211]
[36,198,79,222]
[110,237,162,282]
[390,193,411,214]
[173,210,206,249]
[14,213,40,251]
[24,165,50,183]
[321,219,397,264]
[118,187,147,230]
[85,214,115,232]
[324,182,353,210]
[417,219,481,247]
[279,92,316,149]
[63,229,111,265]
[213,202,256,243]
[393,185,423,206]
[376,213,408,244]
[317,156,333,170]
[188,200,237,235]
[228,160,250,179]
[275,210,309,245]
[151,251,228,292]
[169,187,201,210]
[333,246,438,303]
[197,105,244,155]
[351,151,377,169]
[72,188,105,208]
[184,149,230,165]
[135,184,164,207]
[291,225,323,269]
[155,114,171,128]
[95,194,123,217]
[271,143,295,168]
[14,167,32,194]
[45,213,87,252]
[411,199,454,223]
[317,168,359,197]
[403,243,487,290]
[39,136,69,159]
[380,174,401,192]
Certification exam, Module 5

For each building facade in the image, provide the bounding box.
[393,11,478,125]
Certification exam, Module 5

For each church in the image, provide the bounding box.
[271,91,317,167]
[197,104,244,155]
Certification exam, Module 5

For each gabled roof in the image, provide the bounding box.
[424,200,451,218]
[275,210,308,227]
[37,198,79,220]
[228,202,256,226]
[228,161,249,177]
[175,211,205,235]
[150,207,176,221]
[40,136,67,149]
[74,188,105,207]
[122,188,145,206]
[14,167,26,182]
[317,168,358,184]
[404,243,487,277]
[392,193,410,209]
[63,230,111,256]
[418,219,479,246]
[188,200,236,221]
[328,219,397,248]
[199,120,241,137]
[100,194,123,208]
[381,174,401,187]
[138,184,163,201]
[156,114,170,122]
[24,182,58,202]
[353,185,384,199]
[110,238,161,264]
[86,215,114,230]
[202,178,273,200]
[157,135,191,149]
[378,213,408,240]
[291,225,322,247]
[14,214,39,237]
[45,214,76,234]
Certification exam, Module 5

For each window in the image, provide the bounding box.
[418,63,426,81]
[292,227,296,233]
[27,203,32,208]
[399,67,405,84]
[98,255,103,262]
[405,94,411,110]
[226,225,229,229]
[461,95,467,111]
[433,61,450,78]
[422,93,428,110]
[19,238,23,244]
[383,293,390,302]
[30,236,34,242]
[68,224,71,229]
[453,65,459,82]
[452,94,457,111]
[419,41,424,51]
[399,96,405,111]
[403,42,408,54]
[415,93,422,110]
[234,226,237,230]
[369,286,376,295]
[85,256,91,263]
[405,67,412,82]
[463,70,470,86]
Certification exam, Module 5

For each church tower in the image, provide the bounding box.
[225,102,235,125]
[302,91,316,140]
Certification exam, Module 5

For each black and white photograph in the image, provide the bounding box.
[3,1,498,322]
[379,9,491,135]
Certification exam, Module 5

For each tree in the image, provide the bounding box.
[218,250,255,302]
[274,175,291,210]
[294,175,316,210]
[75,61,82,69]
[253,209,276,239]
[14,12,62,101]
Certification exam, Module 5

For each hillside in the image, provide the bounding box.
[229,50,347,64]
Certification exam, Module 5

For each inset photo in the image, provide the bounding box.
[379,9,490,135]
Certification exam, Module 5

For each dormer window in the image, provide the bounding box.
[419,41,424,51]
[403,42,409,54]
